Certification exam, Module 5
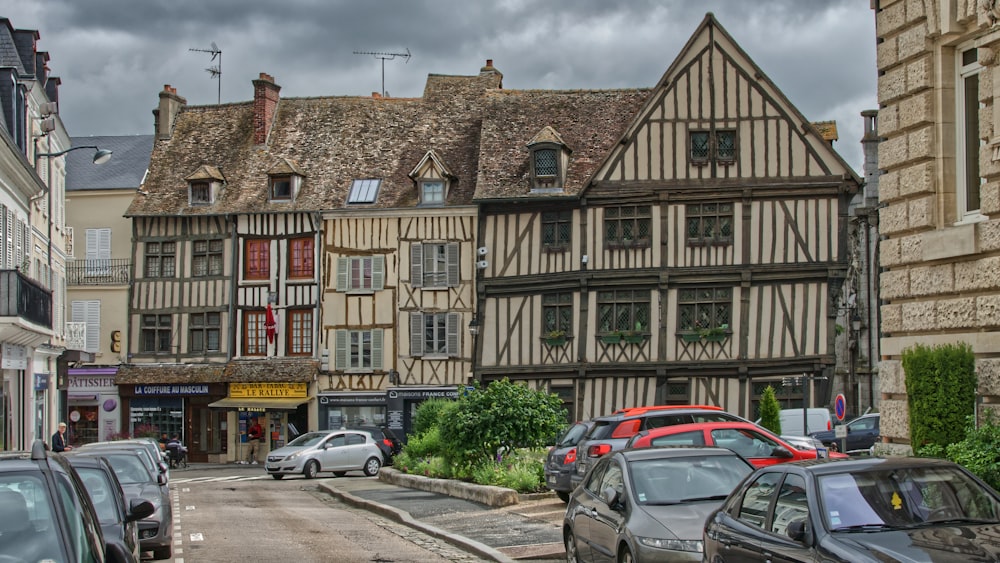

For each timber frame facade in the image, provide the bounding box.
[473,15,861,421]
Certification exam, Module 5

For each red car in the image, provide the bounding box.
[627,421,849,467]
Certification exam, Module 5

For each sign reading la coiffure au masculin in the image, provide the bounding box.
[229,383,308,398]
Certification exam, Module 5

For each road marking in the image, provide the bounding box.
[190,533,204,541]
[170,475,269,484]
[186,505,196,510]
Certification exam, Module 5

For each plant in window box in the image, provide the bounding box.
[699,323,730,342]
[622,321,647,344]
[544,329,567,346]
[600,331,624,344]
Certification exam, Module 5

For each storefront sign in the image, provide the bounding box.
[319,393,385,406]
[70,375,117,391]
[1,342,27,370]
[230,382,307,398]
[135,384,210,395]
[34,373,49,391]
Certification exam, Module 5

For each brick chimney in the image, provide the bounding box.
[252,73,281,145]
[479,59,503,89]
[153,84,187,140]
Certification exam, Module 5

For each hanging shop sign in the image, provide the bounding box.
[229,382,307,398]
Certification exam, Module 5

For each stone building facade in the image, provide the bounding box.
[874,0,1000,452]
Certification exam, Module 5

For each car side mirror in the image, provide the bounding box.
[787,518,812,545]
[602,487,623,510]
[772,446,794,459]
[159,461,170,473]
[126,498,156,522]
[157,473,167,486]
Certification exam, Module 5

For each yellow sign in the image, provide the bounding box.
[230,382,307,398]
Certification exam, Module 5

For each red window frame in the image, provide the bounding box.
[287,309,313,356]
[289,237,314,279]
[245,239,270,280]
[244,310,266,356]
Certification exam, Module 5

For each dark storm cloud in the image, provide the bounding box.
[5,0,875,170]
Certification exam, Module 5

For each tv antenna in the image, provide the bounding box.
[353,48,411,97]
[189,42,222,104]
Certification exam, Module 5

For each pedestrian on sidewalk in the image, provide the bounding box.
[52,422,72,452]
[247,418,263,464]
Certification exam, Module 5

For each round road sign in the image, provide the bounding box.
[834,393,847,421]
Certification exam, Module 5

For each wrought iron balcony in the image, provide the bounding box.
[66,259,132,286]
[0,269,53,329]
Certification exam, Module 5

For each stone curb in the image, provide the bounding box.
[378,467,521,507]
[319,481,516,563]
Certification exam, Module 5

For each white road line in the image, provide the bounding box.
[190,533,204,541]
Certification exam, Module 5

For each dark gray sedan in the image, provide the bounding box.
[704,456,1000,562]
[564,447,754,562]
[545,420,595,502]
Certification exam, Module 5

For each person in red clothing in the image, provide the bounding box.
[247,418,263,464]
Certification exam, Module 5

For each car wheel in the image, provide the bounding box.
[151,546,172,560]
[303,460,320,479]
[557,490,570,503]
[564,530,579,563]
[333,471,347,477]
[363,456,382,476]
[618,544,634,563]
[271,474,283,480]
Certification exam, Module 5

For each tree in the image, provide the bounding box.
[759,385,782,435]
[438,378,566,470]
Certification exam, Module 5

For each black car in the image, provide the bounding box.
[810,413,880,454]
[65,454,156,563]
[0,440,132,562]
[346,425,402,465]
[544,420,595,502]
[704,456,1000,562]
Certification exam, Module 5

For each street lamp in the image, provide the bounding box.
[468,314,480,336]
[35,145,113,167]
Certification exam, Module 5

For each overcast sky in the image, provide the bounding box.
[6,0,876,173]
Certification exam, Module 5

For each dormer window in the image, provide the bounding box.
[270,175,292,200]
[409,150,454,207]
[184,165,225,206]
[527,127,570,192]
[421,181,445,206]
[266,158,305,203]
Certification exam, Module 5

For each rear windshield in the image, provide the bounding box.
[557,423,590,447]
[587,420,616,440]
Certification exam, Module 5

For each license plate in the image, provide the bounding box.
[547,476,557,484]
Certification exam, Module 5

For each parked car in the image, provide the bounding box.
[780,434,827,453]
[572,405,748,490]
[76,439,170,483]
[65,454,156,563]
[564,446,755,562]
[68,448,173,560]
[704,456,1000,562]
[265,429,384,479]
[776,407,833,436]
[345,425,402,465]
[0,440,126,562]
[626,421,849,467]
[810,412,880,454]
[544,420,596,502]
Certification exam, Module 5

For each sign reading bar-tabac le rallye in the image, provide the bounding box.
[229,383,308,398]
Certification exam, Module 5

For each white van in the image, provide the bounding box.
[777,408,832,436]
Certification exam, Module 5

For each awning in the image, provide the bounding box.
[207,397,310,410]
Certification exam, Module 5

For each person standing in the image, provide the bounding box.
[52,422,72,452]
[247,418,263,464]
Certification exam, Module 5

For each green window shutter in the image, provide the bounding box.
[446,312,460,356]
[410,244,423,288]
[371,329,383,370]
[410,313,424,356]
[446,242,460,287]
[372,256,385,290]
[336,257,349,291]
[334,329,348,370]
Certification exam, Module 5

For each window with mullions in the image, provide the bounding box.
[409,312,460,356]
[190,182,211,205]
[686,203,733,244]
[244,310,266,356]
[141,314,172,354]
[750,380,803,419]
[534,149,557,177]
[189,312,221,353]
[604,206,651,248]
[597,290,650,334]
[543,292,573,335]
[542,211,571,250]
[192,239,223,277]
[245,239,270,280]
[334,329,383,370]
[144,241,175,278]
[289,237,314,278]
[663,381,691,405]
[411,242,459,289]
[678,287,732,332]
[420,181,445,206]
[287,309,313,355]
[690,130,737,164]
[336,256,385,292]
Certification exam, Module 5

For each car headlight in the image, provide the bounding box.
[636,537,703,553]
[284,451,301,461]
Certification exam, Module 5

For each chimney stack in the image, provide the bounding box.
[253,73,281,145]
[153,84,187,140]
[479,59,503,89]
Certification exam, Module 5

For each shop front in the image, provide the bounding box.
[117,382,228,463]
[208,382,311,464]
[66,368,121,445]
[386,386,460,443]
[318,392,386,430]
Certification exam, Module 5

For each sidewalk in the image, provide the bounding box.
[320,471,565,562]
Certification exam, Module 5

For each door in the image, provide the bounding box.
[760,474,815,562]
[710,428,785,467]
[586,460,626,563]
[318,434,347,470]
[716,471,784,562]
[569,458,609,562]
[846,416,878,452]
[343,432,368,468]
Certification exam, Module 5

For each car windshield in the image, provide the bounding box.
[0,473,60,559]
[102,454,153,485]
[287,432,330,447]
[819,466,1000,531]
[628,455,753,505]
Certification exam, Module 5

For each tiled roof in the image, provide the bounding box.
[116,363,226,385]
[0,19,28,74]
[116,358,318,384]
[67,135,154,191]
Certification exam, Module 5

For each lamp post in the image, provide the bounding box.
[468,313,480,386]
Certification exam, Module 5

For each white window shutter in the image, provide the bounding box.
[336,257,349,292]
[410,244,423,288]
[98,228,111,259]
[446,242,460,287]
[410,313,424,356]
[372,256,385,290]
[74,300,101,353]
[371,329,383,370]
[86,229,99,260]
[446,312,460,356]
[334,329,348,370]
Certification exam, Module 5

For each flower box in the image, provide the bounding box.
[622,333,646,344]
[600,334,623,344]
[680,332,702,342]
[544,336,567,346]
[704,332,728,342]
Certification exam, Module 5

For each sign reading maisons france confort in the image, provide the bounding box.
[229,383,307,398]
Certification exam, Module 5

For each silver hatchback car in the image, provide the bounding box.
[265,429,384,480]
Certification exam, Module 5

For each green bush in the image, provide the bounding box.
[943,414,1000,491]
[469,449,547,493]
[758,385,782,435]
[902,342,976,450]
[401,425,443,458]
[411,398,454,437]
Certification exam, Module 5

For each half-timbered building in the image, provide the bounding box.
[473,14,861,422]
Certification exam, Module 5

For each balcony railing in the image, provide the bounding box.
[0,269,53,328]
[66,259,132,286]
